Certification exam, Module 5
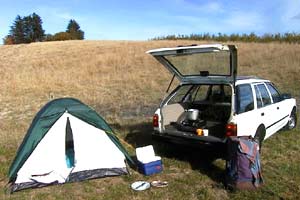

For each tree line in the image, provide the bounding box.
[152,32,300,43]
[3,13,84,45]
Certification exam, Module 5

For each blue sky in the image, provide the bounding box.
[1,0,300,42]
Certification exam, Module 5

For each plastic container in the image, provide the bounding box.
[136,145,163,175]
[138,160,163,176]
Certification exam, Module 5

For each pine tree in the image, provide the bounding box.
[9,15,25,44]
[31,13,45,42]
[7,13,45,44]
[23,13,45,42]
[23,15,33,43]
[66,19,84,40]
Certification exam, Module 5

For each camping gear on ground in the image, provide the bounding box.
[8,98,135,193]
[131,181,151,191]
[151,180,168,188]
[136,145,163,175]
[225,136,263,190]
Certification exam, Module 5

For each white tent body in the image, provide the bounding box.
[15,112,127,185]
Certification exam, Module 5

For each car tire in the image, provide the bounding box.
[254,125,266,151]
[285,109,297,130]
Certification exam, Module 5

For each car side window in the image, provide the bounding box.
[193,85,210,102]
[169,85,193,104]
[266,83,281,103]
[256,84,272,106]
[211,85,232,102]
[254,85,263,108]
[236,84,254,114]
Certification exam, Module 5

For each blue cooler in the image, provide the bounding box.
[136,145,163,176]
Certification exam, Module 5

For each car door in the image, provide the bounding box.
[254,83,276,139]
[265,82,290,131]
[234,84,260,137]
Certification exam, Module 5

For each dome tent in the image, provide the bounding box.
[8,98,134,192]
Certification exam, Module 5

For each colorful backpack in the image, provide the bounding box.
[226,136,263,190]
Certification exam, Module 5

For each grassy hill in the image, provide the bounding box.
[0,40,299,199]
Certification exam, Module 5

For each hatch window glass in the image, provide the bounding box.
[163,51,231,76]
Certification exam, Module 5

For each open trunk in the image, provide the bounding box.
[161,84,233,142]
[148,44,237,144]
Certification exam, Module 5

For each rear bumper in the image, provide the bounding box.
[152,131,226,146]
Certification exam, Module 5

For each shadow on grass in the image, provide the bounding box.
[124,121,226,185]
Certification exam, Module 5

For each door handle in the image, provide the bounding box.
[277,107,279,110]
[261,112,264,116]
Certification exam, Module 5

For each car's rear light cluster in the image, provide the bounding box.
[226,123,237,137]
[153,114,159,127]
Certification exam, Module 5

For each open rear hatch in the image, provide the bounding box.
[148,44,237,143]
[147,44,237,85]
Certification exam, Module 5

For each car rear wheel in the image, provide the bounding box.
[285,110,297,130]
[254,125,266,151]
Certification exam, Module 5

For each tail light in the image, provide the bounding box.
[226,123,237,137]
[153,114,159,127]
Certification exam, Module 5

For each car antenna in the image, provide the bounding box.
[166,74,175,93]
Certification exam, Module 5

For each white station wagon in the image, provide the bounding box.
[147,44,297,148]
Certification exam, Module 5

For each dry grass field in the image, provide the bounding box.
[0,40,299,199]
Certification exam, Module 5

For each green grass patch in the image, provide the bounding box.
[1,121,300,200]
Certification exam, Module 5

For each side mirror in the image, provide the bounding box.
[281,93,292,100]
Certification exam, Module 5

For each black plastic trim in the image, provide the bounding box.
[266,115,289,130]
